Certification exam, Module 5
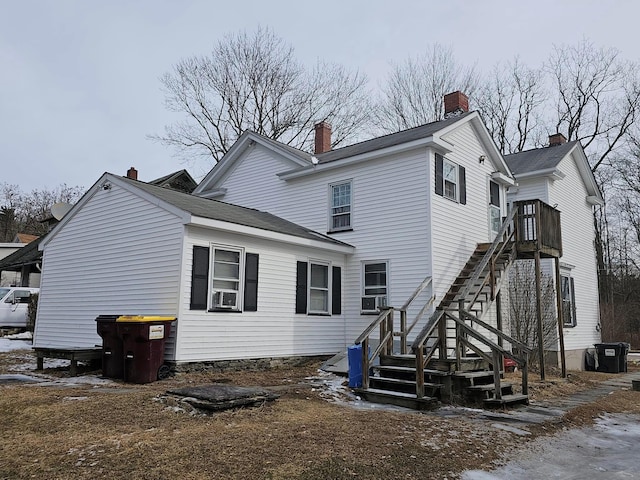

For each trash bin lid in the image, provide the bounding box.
[116,315,177,323]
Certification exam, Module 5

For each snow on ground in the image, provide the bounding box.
[0,334,115,386]
[0,334,33,353]
[462,413,640,479]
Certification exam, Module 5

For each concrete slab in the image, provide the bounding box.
[166,383,279,412]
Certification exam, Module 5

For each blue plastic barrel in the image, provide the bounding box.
[348,344,364,388]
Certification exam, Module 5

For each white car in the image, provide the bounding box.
[0,287,39,328]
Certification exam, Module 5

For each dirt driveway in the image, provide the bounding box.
[1,344,639,479]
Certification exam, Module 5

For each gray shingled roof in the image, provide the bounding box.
[504,141,578,175]
[119,176,352,248]
[316,113,472,164]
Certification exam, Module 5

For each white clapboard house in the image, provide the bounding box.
[34,92,601,408]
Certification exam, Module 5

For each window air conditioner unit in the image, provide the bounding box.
[361,295,387,312]
[213,290,238,309]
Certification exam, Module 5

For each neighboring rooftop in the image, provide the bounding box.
[0,236,43,271]
[149,169,198,194]
[13,233,39,244]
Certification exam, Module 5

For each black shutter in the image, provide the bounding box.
[435,153,444,197]
[459,165,466,205]
[244,253,259,312]
[190,246,209,310]
[332,266,341,315]
[570,277,577,325]
[295,261,308,314]
[490,181,500,206]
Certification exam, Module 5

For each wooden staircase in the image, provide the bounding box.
[354,205,536,409]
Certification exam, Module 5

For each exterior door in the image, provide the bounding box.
[489,180,501,237]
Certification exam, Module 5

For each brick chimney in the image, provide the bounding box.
[314,121,332,154]
[444,91,469,117]
[548,133,567,147]
[126,167,138,180]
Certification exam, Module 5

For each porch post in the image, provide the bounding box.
[554,258,567,377]
[535,250,545,380]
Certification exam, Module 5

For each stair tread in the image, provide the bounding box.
[371,376,444,388]
[361,388,426,399]
[376,365,450,375]
[467,382,513,391]
[484,394,529,405]
[454,370,502,378]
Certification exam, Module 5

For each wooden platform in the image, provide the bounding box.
[34,347,102,376]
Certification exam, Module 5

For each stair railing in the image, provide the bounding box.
[457,206,518,312]
[354,276,434,390]
[451,310,531,398]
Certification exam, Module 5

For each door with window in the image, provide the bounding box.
[489,180,501,237]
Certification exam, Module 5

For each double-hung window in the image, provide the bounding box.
[361,261,388,313]
[329,180,352,231]
[309,262,330,314]
[211,247,242,309]
[295,261,342,316]
[435,153,466,204]
[561,274,577,327]
[189,245,259,312]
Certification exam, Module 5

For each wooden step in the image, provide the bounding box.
[356,388,439,410]
[484,394,529,407]
[369,376,444,396]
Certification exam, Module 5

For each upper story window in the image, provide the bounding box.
[329,180,352,232]
[435,153,466,204]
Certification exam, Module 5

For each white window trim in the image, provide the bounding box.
[308,260,331,315]
[209,244,245,311]
[442,158,459,202]
[361,260,389,314]
[328,179,353,232]
[560,270,576,328]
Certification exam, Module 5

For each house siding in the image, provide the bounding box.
[431,122,504,309]
[547,152,601,355]
[203,145,434,343]
[33,183,184,357]
[175,226,347,362]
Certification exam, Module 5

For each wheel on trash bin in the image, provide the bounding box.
[157,364,171,380]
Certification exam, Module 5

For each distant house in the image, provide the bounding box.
[126,167,198,194]
[0,235,40,287]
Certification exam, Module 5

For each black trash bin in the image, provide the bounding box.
[96,314,124,379]
[116,316,176,384]
[595,342,628,373]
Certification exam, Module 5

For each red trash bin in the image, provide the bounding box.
[116,316,176,384]
[96,314,124,379]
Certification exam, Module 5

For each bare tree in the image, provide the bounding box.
[509,261,558,367]
[547,39,640,172]
[475,59,546,154]
[152,27,371,165]
[374,44,479,132]
[0,183,84,241]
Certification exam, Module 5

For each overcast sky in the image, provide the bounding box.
[1,0,638,192]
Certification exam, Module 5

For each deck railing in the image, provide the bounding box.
[514,200,562,256]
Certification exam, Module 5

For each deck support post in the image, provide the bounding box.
[554,258,567,378]
[534,250,545,380]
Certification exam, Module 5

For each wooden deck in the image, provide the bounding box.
[34,347,102,376]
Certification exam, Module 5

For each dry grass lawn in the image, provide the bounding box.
[1,348,639,480]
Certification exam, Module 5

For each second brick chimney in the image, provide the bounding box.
[444,91,469,117]
[548,133,567,147]
[314,121,332,154]
[126,167,138,180]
